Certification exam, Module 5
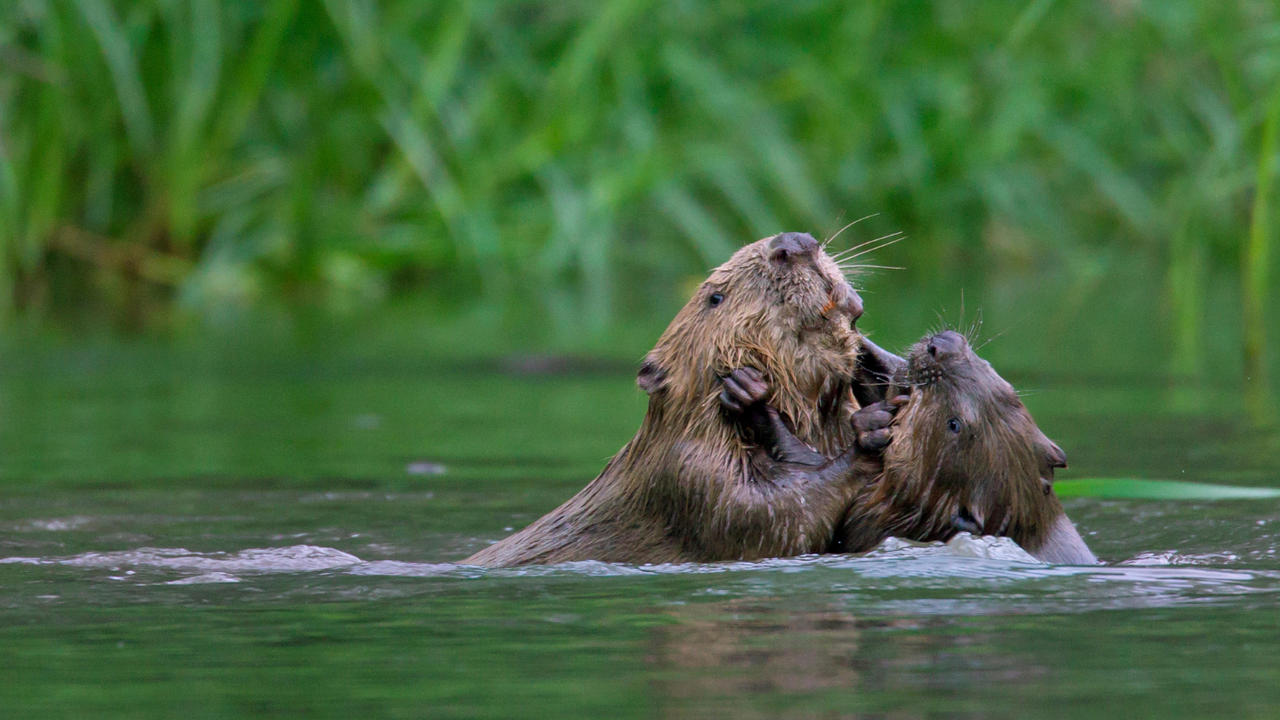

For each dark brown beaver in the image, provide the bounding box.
[464,232,893,567]
[831,330,1098,564]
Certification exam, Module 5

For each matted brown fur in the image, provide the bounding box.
[835,331,1097,564]
[465,234,867,567]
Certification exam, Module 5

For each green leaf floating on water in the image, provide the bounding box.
[1055,478,1280,500]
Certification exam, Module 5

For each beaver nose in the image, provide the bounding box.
[845,288,864,324]
[926,330,967,361]
[769,232,818,263]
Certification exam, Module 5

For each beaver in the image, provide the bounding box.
[464,232,896,567]
[830,330,1098,564]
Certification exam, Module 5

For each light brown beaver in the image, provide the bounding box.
[464,232,894,567]
[831,330,1097,564]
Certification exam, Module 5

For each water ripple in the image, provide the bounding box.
[3,534,1275,615]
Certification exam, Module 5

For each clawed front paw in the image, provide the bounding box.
[852,394,908,453]
[718,367,769,414]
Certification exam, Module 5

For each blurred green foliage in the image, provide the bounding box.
[0,0,1277,337]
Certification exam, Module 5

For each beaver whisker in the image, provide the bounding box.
[830,230,904,257]
[822,213,879,250]
[827,225,897,256]
[837,263,905,271]
[829,238,901,263]
[906,364,947,387]
[965,308,985,345]
[973,323,1023,353]
[929,313,950,336]
[829,233,907,261]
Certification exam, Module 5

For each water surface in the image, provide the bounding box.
[2,305,1279,718]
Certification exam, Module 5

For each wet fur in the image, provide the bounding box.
[465,235,869,567]
[834,332,1096,563]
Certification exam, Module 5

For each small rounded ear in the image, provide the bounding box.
[637,357,667,395]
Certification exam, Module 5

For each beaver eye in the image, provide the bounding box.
[708,292,724,308]
[947,418,962,434]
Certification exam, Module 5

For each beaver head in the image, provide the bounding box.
[842,330,1097,564]
[637,232,865,454]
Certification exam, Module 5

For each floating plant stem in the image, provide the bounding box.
[1056,478,1280,500]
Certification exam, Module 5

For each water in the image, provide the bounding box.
[3,288,1280,717]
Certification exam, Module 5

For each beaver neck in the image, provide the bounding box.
[612,381,858,491]
[676,385,857,456]
[868,466,960,541]
[770,377,859,457]
[862,462,1069,553]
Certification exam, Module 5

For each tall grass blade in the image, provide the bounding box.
[211,0,300,152]
[72,0,154,157]
[654,183,737,266]
[1243,85,1280,423]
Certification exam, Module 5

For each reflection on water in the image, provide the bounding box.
[3,497,1280,720]
[7,505,1280,719]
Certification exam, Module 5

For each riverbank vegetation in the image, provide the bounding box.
[0,1,1277,367]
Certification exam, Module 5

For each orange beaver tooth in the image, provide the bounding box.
[820,292,840,317]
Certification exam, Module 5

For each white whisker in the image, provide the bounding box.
[829,231,904,260]
[831,233,908,261]
[822,213,879,250]
[839,264,905,271]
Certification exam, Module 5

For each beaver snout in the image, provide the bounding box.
[769,232,818,264]
[844,288,864,324]
[821,283,864,324]
[926,331,967,362]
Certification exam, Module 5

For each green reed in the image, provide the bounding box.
[1243,87,1279,421]
[0,1,1277,354]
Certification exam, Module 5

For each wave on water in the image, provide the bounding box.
[1122,550,1244,566]
[1,536,1273,607]
[338,534,1043,579]
[0,545,363,584]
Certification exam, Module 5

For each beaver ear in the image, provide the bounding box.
[637,357,668,395]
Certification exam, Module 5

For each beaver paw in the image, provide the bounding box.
[719,367,769,414]
[852,394,909,453]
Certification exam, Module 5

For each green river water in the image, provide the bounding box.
[2,263,1279,718]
